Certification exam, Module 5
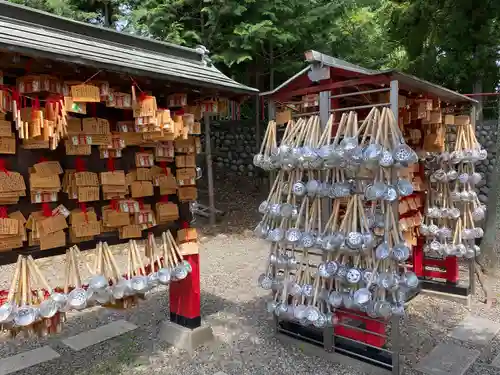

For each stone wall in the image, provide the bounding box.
[200,119,264,177]
[475,120,498,203]
[201,119,499,194]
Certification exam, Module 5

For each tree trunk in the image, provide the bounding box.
[473,81,483,123]
[478,94,500,275]
[269,39,274,90]
[103,1,111,27]
[200,1,206,46]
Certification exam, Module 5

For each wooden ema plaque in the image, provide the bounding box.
[71,84,101,102]
[0,95,197,262]
[177,227,198,255]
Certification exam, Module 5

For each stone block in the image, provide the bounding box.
[415,343,480,375]
[449,316,500,345]
[62,320,138,351]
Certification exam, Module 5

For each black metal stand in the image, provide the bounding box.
[273,289,421,375]
[419,279,470,296]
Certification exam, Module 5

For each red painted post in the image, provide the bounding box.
[169,220,201,329]
[169,254,201,328]
[444,256,459,283]
[412,241,424,277]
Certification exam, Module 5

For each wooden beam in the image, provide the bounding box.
[284,75,391,99]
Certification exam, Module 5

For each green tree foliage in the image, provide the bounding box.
[387,0,500,92]
[9,0,138,26]
[125,0,405,90]
[6,0,500,93]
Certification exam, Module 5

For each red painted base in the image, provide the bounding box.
[334,309,386,348]
[409,243,459,283]
[169,254,201,328]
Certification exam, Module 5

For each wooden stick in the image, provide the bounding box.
[93,243,100,274]
[127,245,132,278]
[27,256,52,294]
[162,232,173,268]
[167,231,183,263]
[166,231,181,264]
[129,241,139,276]
[151,236,162,269]
[73,245,94,275]
[104,242,121,280]
[360,107,378,145]
[258,121,273,155]
[64,250,70,294]
[21,257,27,305]
[7,256,22,302]
[70,247,82,288]
[102,246,114,282]
[132,240,146,275]
[97,242,103,275]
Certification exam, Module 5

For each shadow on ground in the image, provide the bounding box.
[2,173,496,374]
[194,175,266,238]
[1,285,485,375]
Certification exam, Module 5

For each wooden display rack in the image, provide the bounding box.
[260,50,480,372]
[0,39,252,351]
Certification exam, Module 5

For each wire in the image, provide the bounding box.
[464,93,500,96]
[129,76,143,93]
[82,70,102,84]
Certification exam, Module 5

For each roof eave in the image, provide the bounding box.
[259,67,310,97]
[386,71,478,104]
[0,1,202,61]
[305,50,379,75]
[0,43,258,95]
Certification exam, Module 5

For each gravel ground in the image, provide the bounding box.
[1,234,499,375]
[1,179,500,375]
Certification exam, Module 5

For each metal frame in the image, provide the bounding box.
[277,315,401,374]
[264,79,404,373]
[261,59,480,369]
[272,246,403,374]
[266,70,476,297]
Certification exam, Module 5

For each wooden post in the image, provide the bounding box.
[268,99,276,190]
[268,99,276,122]
[319,90,331,223]
[204,112,216,225]
[255,94,261,153]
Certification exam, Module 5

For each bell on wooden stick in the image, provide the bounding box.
[253,120,277,170]
[166,230,190,279]
[0,256,22,324]
[93,242,125,306]
[146,233,161,288]
[24,255,63,337]
[66,248,88,311]
[13,257,39,328]
[111,242,133,300]
[157,232,172,286]
[91,246,114,306]
[87,242,109,293]
[26,256,58,319]
[129,240,149,295]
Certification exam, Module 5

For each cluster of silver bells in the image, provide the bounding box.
[253,141,419,171]
[430,169,482,184]
[426,204,486,221]
[434,149,488,165]
[259,271,416,324]
[423,239,480,258]
[260,179,414,204]
[256,226,411,262]
[0,261,191,328]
